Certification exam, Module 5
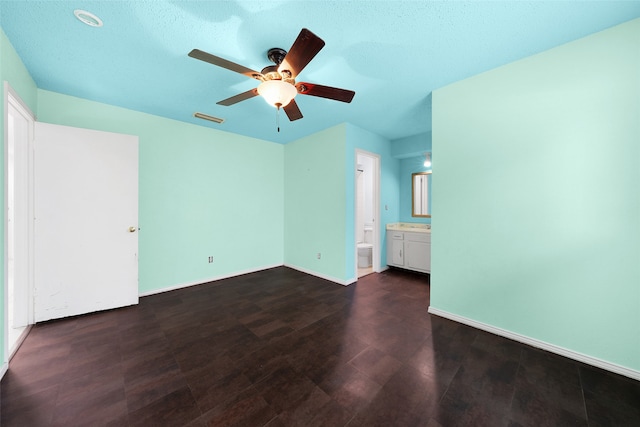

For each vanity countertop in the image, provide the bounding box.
[386,223,431,233]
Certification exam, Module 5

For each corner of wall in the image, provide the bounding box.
[283,125,349,282]
[391,132,432,159]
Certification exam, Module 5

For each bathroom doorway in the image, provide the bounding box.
[355,150,380,278]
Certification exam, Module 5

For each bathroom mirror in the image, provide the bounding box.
[412,172,431,217]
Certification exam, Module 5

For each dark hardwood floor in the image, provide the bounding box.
[1,267,638,426]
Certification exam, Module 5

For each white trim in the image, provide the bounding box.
[428,306,640,381]
[4,83,36,120]
[7,324,32,361]
[4,82,36,368]
[0,362,7,380]
[3,84,8,367]
[138,263,283,297]
[284,263,356,286]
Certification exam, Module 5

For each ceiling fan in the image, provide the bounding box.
[188,28,355,123]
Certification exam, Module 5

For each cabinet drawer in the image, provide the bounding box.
[405,232,430,243]
[390,232,404,240]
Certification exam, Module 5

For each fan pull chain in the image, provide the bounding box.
[276,103,282,132]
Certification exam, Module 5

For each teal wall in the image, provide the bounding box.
[283,125,348,282]
[391,132,432,159]
[346,124,400,276]
[399,157,432,224]
[0,27,38,365]
[431,19,640,371]
[392,132,433,223]
[37,90,285,294]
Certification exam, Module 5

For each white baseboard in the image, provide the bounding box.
[428,306,640,381]
[0,362,7,380]
[139,263,283,297]
[284,264,356,286]
[8,324,33,360]
[139,263,358,297]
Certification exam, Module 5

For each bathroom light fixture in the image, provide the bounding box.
[73,9,103,27]
[424,152,431,168]
[257,80,297,109]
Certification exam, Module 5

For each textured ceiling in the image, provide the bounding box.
[1,1,639,144]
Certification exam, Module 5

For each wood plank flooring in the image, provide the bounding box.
[1,267,638,426]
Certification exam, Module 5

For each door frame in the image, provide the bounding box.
[3,83,36,367]
[355,149,381,275]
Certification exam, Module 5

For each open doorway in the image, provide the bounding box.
[355,150,380,278]
[5,85,35,360]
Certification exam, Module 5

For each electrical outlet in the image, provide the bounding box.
[208,256,214,263]
[317,253,321,260]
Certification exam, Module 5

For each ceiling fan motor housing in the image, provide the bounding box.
[262,48,295,84]
[268,48,294,80]
[267,48,287,65]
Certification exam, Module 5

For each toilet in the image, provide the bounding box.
[357,226,373,268]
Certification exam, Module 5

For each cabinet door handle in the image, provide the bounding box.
[400,250,402,257]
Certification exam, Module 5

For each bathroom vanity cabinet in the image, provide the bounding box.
[386,224,431,273]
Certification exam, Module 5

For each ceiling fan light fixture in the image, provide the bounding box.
[257,80,297,108]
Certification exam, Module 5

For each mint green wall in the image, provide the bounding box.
[431,19,640,371]
[283,125,348,282]
[0,31,37,110]
[0,27,38,364]
[284,123,399,282]
[37,90,284,294]
[346,124,399,276]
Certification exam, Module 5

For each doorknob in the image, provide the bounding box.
[129,226,137,233]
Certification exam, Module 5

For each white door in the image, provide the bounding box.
[34,122,139,322]
[6,89,34,355]
[391,239,404,266]
[405,241,430,272]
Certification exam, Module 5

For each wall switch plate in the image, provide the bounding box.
[317,253,321,259]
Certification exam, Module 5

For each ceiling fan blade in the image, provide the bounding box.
[278,29,325,79]
[216,89,259,106]
[296,83,355,103]
[189,49,263,80]
[283,100,303,121]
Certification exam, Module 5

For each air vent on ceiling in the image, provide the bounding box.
[194,112,224,124]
